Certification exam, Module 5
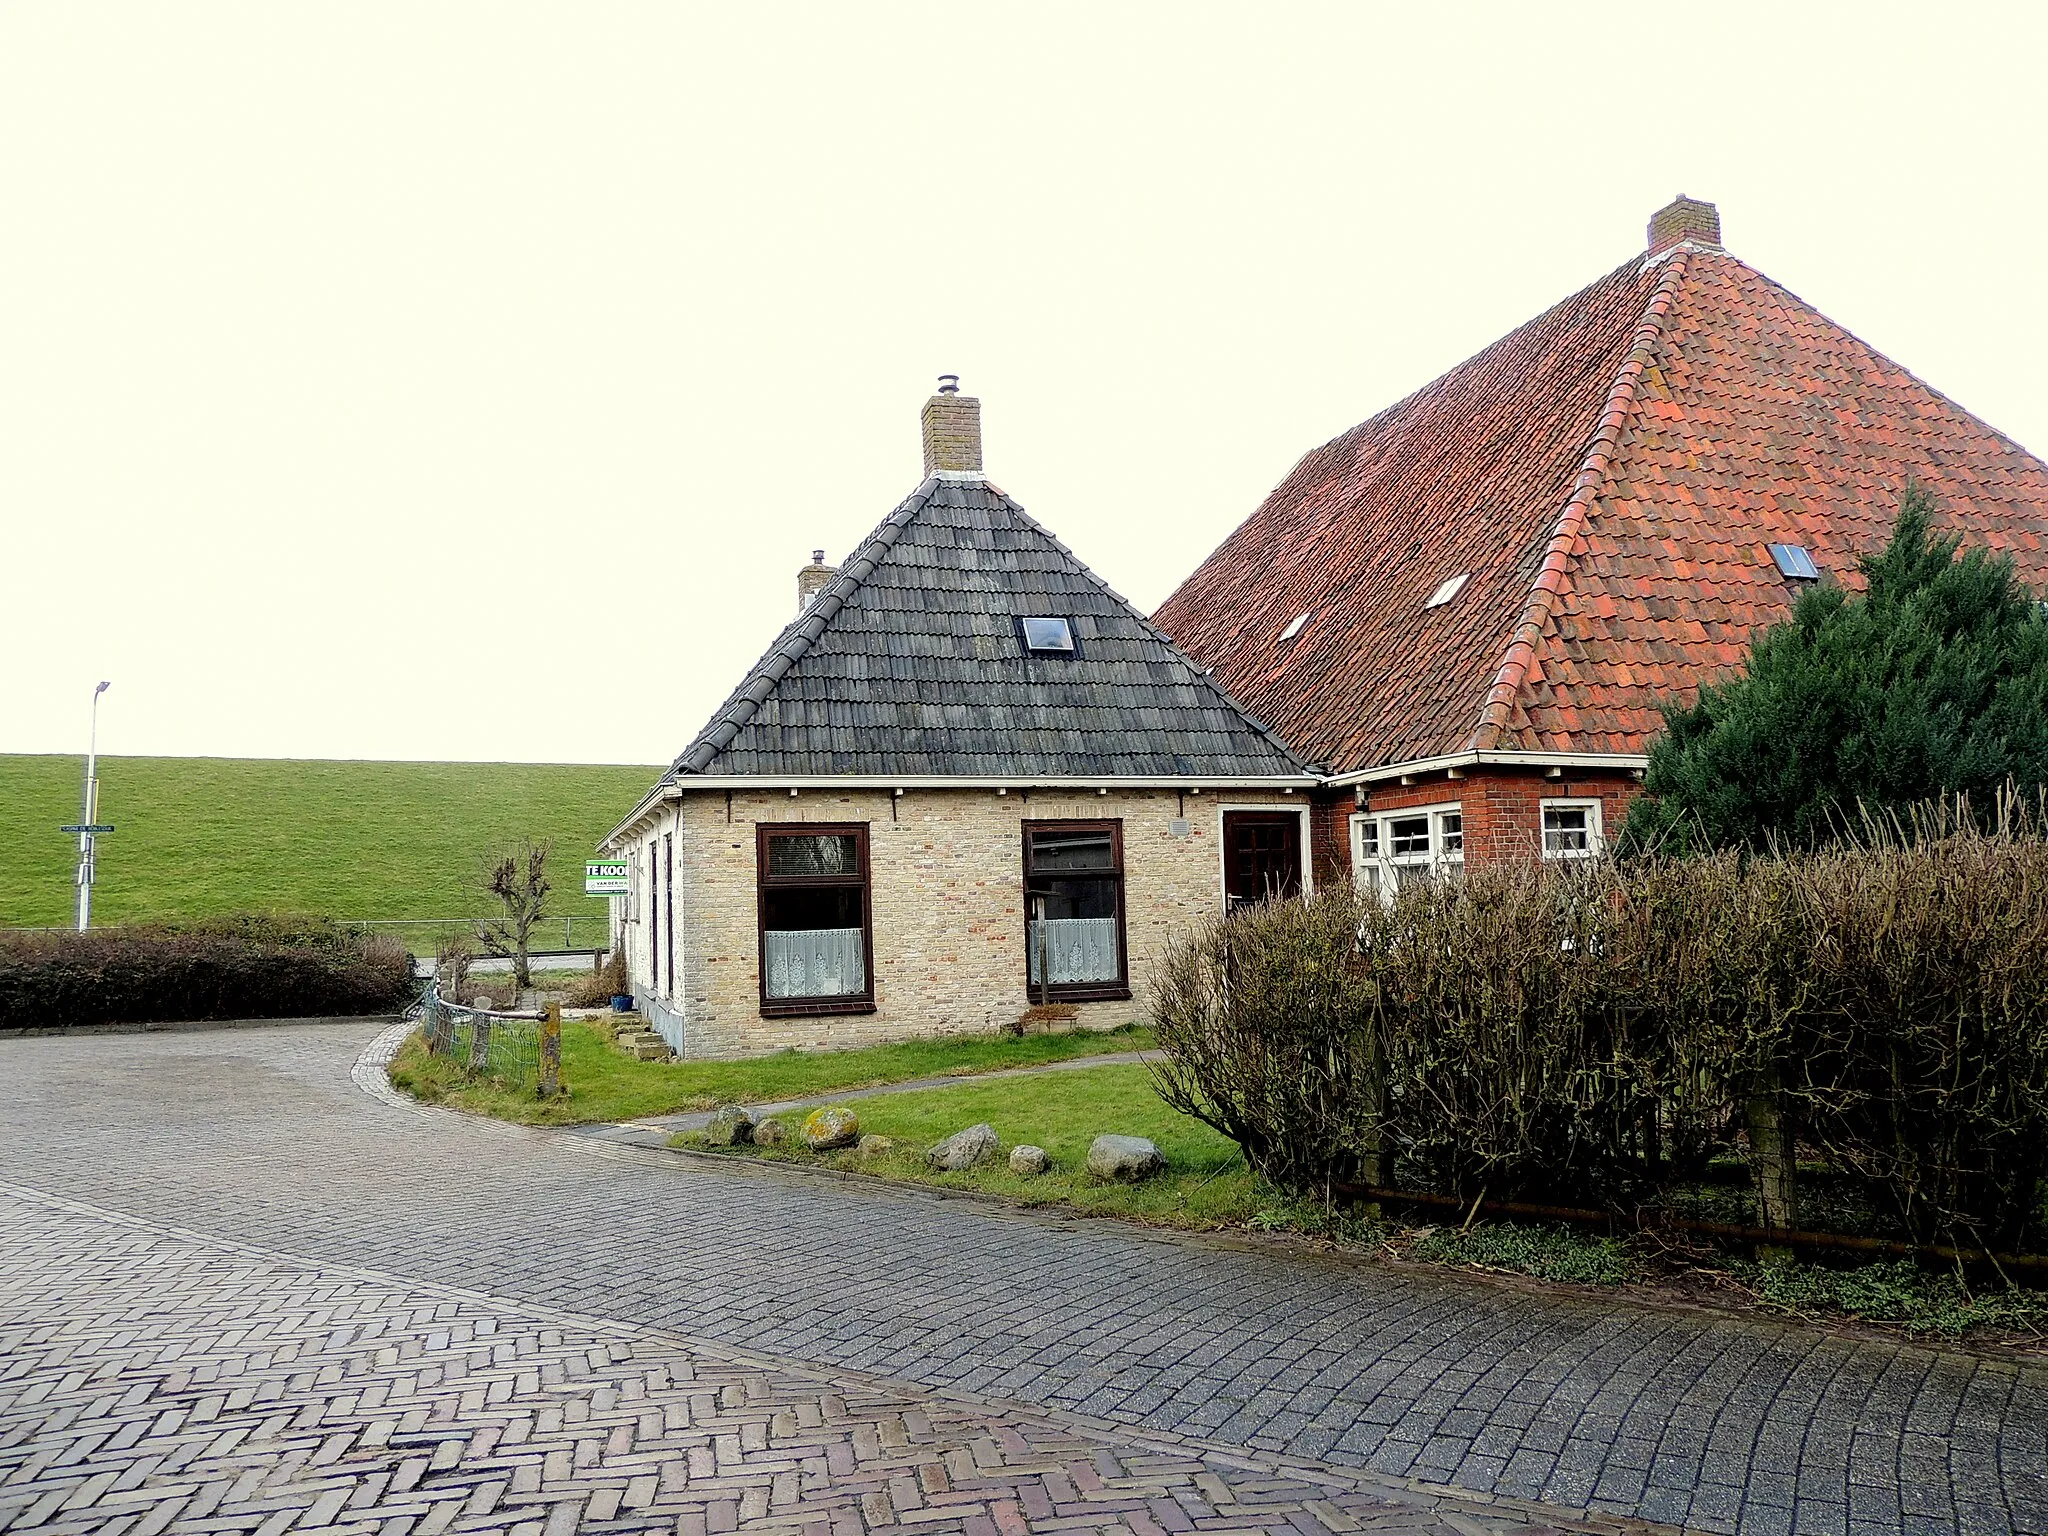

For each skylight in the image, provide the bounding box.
[1020,616,1076,654]
[1425,573,1471,609]
[1278,611,1310,642]
[1768,544,1821,581]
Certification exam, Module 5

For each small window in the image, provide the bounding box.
[1023,821,1128,1002]
[1278,611,1310,642]
[757,825,873,1016]
[1020,616,1076,654]
[1541,800,1604,860]
[1768,544,1820,581]
[1425,573,1471,608]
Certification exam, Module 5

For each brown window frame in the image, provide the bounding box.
[755,822,876,1018]
[1020,819,1130,1004]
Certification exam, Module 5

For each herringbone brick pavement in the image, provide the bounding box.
[1,1021,2043,1535]
[0,1187,1640,1536]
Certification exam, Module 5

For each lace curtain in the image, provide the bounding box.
[763,927,866,999]
[1026,917,1120,985]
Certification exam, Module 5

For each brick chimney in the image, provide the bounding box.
[797,548,836,612]
[1648,195,1721,257]
[920,375,982,478]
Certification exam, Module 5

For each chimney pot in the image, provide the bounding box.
[797,549,838,612]
[921,377,982,477]
[1648,194,1721,256]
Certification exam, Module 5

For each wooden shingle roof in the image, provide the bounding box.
[668,477,1311,782]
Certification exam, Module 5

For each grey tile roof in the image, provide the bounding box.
[669,477,1314,780]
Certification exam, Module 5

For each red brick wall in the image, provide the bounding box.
[1330,767,1644,874]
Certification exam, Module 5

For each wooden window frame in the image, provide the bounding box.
[1020,819,1130,1004]
[755,822,876,1018]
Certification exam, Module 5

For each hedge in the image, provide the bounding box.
[0,915,417,1029]
[1152,802,2048,1254]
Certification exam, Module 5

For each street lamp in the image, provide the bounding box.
[76,681,111,932]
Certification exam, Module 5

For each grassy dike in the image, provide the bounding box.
[0,754,659,928]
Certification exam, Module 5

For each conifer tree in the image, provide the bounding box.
[1620,485,2048,854]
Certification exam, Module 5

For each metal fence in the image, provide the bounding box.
[353,915,612,953]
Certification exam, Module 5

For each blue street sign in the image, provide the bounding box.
[60,824,115,834]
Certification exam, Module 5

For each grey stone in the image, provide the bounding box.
[802,1105,860,1151]
[751,1116,788,1147]
[702,1104,754,1147]
[927,1123,999,1171]
[1086,1134,1164,1181]
[857,1135,894,1158]
[1009,1144,1050,1176]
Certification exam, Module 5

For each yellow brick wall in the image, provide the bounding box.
[622,787,1307,1058]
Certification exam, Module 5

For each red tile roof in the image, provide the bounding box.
[1155,226,2048,775]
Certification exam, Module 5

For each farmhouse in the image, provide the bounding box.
[602,382,1315,1057]
[1155,196,2048,887]
[610,196,2048,1057]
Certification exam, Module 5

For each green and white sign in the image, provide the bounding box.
[584,859,630,896]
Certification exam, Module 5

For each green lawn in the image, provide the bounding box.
[387,1019,1157,1126]
[0,754,659,929]
[696,1062,1267,1228]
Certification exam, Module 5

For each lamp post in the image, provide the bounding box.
[76,681,110,932]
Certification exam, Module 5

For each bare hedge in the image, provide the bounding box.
[0,915,417,1029]
[1152,808,2048,1253]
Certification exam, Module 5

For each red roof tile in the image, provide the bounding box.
[1154,226,2048,773]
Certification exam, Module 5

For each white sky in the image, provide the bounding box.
[5,2,2045,765]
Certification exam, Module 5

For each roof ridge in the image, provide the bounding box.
[669,477,943,776]
[1468,246,1694,752]
[998,497,1321,773]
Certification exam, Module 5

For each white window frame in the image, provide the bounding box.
[1350,801,1463,903]
[1539,798,1604,860]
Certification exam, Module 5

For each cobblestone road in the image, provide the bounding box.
[0,1022,2042,1536]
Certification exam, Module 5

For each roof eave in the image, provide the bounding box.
[1325,749,1648,789]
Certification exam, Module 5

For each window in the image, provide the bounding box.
[1019,616,1076,654]
[1022,821,1128,1001]
[1541,800,1604,860]
[1425,573,1471,608]
[1278,611,1310,642]
[1768,543,1820,580]
[1350,803,1463,902]
[756,825,873,1015]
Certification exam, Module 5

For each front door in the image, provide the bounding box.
[1223,812,1302,909]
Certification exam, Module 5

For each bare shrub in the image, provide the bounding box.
[1153,800,2048,1252]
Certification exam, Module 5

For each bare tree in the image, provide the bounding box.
[476,839,552,992]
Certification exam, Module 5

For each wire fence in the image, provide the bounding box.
[411,982,552,1093]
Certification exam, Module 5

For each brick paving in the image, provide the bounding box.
[0,1022,2043,1535]
[0,1185,1621,1536]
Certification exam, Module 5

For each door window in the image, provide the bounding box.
[1222,811,1303,909]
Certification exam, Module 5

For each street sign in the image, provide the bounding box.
[60,824,115,834]
[585,859,629,896]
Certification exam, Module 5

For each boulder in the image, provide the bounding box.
[1009,1144,1050,1176]
[1086,1134,1164,1182]
[752,1117,788,1147]
[927,1123,999,1171]
[701,1104,754,1147]
[857,1135,895,1158]
[803,1105,861,1151]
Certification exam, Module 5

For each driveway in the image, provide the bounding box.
[0,1021,2042,1536]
